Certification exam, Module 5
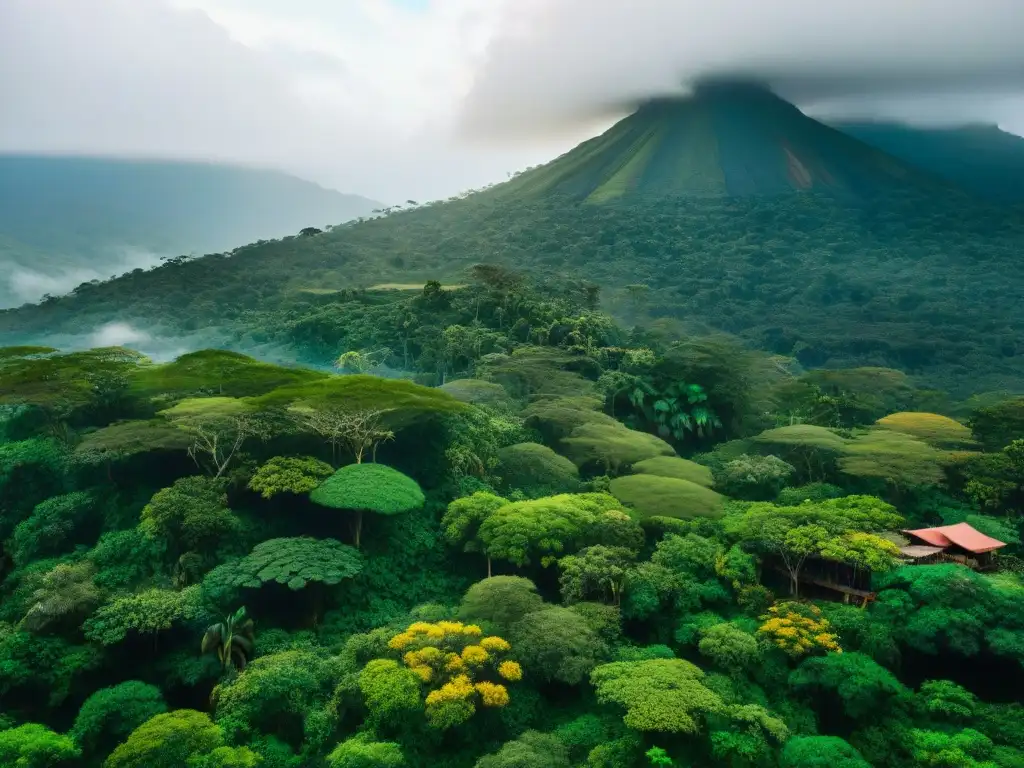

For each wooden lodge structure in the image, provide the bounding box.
[899,523,1007,571]
[768,523,1007,606]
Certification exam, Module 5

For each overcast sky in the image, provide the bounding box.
[2,0,1023,202]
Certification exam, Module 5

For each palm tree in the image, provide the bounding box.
[201,606,255,672]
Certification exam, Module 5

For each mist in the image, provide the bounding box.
[2,248,167,308]
[459,0,1024,139]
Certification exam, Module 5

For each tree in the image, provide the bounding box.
[561,422,676,475]
[608,475,725,520]
[133,349,325,399]
[758,602,841,657]
[21,561,101,633]
[790,651,909,722]
[708,704,789,768]
[201,606,255,672]
[358,659,421,727]
[712,454,795,500]
[84,586,206,647]
[511,607,607,685]
[443,493,509,577]
[838,430,946,489]
[104,710,224,768]
[475,731,570,768]
[559,546,635,605]
[327,734,405,768]
[496,442,581,497]
[477,493,622,568]
[0,438,68,541]
[71,681,167,761]
[140,475,238,559]
[9,491,98,566]
[697,623,761,673]
[875,412,976,449]
[385,620,522,729]
[0,723,79,768]
[725,497,902,596]
[187,746,263,768]
[969,396,1024,450]
[247,456,334,499]
[917,679,978,723]
[458,576,545,632]
[74,420,192,476]
[590,658,722,734]
[310,464,425,548]
[212,650,342,750]
[632,456,714,486]
[291,406,394,465]
[160,398,271,479]
[780,736,871,768]
[201,538,362,621]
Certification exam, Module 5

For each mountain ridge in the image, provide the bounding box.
[0,154,382,307]
[831,121,1024,202]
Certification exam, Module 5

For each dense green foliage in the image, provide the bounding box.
[2,268,1024,767]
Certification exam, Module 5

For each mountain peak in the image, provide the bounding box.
[498,84,942,204]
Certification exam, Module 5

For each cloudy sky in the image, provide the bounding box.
[2,0,1023,202]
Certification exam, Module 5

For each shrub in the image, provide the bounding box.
[712,455,795,500]
[631,456,714,487]
[875,412,975,448]
[608,475,725,520]
[561,423,675,475]
[496,442,580,496]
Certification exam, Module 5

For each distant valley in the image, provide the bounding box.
[0,155,381,307]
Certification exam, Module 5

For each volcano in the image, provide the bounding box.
[498,81,947,203]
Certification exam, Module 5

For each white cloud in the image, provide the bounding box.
[0,0,566,201]
[460,0,1024,137]
[2,0,1023,205]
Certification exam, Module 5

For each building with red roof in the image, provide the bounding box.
[900,522,1007,570]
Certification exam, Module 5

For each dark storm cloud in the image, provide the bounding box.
[459,0,1024,137]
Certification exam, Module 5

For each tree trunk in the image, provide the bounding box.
[354,510,364,549]
[487,556,492,578]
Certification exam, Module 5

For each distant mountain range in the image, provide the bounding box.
[832,121,1024,203]
[3,83,1024,395]
[0,155,381,307]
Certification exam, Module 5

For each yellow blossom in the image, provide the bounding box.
[480,636,511,653]
[388,632,414,650]
[425,675,475,706]
[436,621,465,634]
[461,624,483,636]
[461,645,490,665]
[410,665,433,683]
[498,661,522,681]
[444,653,465,672]
[475,682,510,707]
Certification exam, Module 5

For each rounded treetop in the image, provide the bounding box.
[310,463,425,515]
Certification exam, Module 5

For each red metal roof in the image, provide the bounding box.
[902,523,1007,554]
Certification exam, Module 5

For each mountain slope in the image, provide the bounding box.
[2,89,1024,395]
[832,121,1024,203]
[0,155,381,307]
[496,82,947,203]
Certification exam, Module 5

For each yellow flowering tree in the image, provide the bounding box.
[386,620,522,729]
[757,602,841,658]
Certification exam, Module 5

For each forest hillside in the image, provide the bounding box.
[1,277,1023,767]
